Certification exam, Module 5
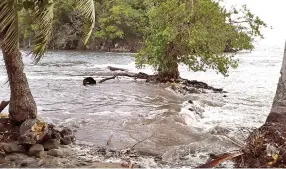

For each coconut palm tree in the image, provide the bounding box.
[0,0,95,123]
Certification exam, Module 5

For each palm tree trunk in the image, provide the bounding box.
[235,42,286,167]
[2,47,37,123]
[266,43,286,123]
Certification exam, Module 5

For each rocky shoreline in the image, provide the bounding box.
[0,115,161,168]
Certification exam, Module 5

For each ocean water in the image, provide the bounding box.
[0,44,282,166]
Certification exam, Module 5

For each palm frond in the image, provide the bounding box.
[0,0,19,55]
[32,1,54,63]
[77,0,95,44]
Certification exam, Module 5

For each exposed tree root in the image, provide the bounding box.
[84,67,224,93]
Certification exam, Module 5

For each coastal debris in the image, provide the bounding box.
[197,151,243,168]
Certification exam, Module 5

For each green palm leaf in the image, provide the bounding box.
[32,1,54,63]
[0,0,19,55]
[78,0,95,44]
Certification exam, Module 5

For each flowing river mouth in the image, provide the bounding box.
[0,46,282,166]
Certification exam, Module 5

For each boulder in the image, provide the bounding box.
[43,139,60,150]
[35,151,47,158]
[28,144,44,156]
[47,149,63,157]
[60,128,73,137]
[18,119,48,144]
[0,142,12,153]
[0,142,25,154]
[10,142,26,153]
[61,136,72,145]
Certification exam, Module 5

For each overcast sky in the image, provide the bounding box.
[223,0,286,48]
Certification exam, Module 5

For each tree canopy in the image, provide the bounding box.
[135,0,267,77]
[17,0,267,78]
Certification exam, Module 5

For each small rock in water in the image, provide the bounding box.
[47,149,63,157]
[29,144,44,156]
[188,100,193,104]
[223,95,227,97]
[43,139,60,150]
[61,136,72,145]
[60,128,73,137]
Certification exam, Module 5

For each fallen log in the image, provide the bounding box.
[84,72,224,93]
[0,101,9,113]
[107,66,128,72]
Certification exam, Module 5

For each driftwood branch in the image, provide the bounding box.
[107,66,128,72]
[196,152,243,168]
[131,133,154,149]
[0,101,9,113]
[98,72,150,84]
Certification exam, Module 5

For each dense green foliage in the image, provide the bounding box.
[136,0,267,77]
[18,0,267,78]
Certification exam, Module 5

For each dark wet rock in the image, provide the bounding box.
[83,77,96,86]
[188,108,195,111]
[29,144,44,156]
[47,149,63,157]
[61,136,72,145]
[188,100,193,104]
[223,95,227,97]
[43,139,60,150]
[60,128,73,137]
[182,86,201,94]
[19,119,48,144]
[42,124,61,142]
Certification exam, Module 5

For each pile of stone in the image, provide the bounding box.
[0,119,75,159]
